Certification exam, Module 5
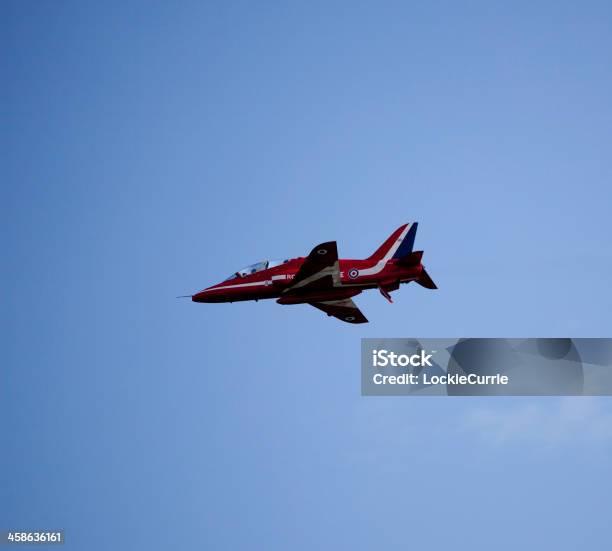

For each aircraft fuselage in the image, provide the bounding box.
[192,257,424,304]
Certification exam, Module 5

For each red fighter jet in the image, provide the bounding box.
[190,223,437,324]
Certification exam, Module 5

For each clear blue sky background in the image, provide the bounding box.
[3,1,612,549]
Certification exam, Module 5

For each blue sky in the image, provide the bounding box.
[3,1,612,549]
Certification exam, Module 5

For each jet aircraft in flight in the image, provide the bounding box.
[189,223,436,323]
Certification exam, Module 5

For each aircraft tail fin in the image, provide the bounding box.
[368,222,418,262]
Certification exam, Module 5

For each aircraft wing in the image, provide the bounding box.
[308,298,368,324]
[286,241,341,292]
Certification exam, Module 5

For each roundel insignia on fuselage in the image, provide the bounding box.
[348,268,359,279]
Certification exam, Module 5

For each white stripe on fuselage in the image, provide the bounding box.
[206,281,267,292]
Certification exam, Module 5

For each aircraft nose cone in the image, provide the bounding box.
[192,290,209,303]
[192,287,221,303]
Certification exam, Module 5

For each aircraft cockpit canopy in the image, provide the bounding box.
[225,259,290,280]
